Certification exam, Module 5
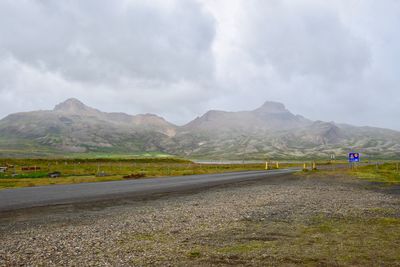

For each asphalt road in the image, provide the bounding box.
[0,169,297,212]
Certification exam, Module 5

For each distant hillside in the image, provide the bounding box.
[0,98,399,159]
[182,101,311,134]
[0,98,177,155]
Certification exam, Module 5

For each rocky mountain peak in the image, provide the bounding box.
[255,101,287,113]
[53,98,95,114]
[54,98,86,111]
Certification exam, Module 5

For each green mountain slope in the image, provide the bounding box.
[0,99,399,159]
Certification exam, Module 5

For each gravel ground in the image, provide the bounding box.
[0,173,399,266]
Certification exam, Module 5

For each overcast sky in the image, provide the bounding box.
[0,0,399,130]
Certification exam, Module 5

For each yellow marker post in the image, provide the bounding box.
[265,162,269,170]
[276,162,279,169]
[303,163,307,171]
[312,162,317,171]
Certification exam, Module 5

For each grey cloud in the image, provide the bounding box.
[203,0,399,130]
[240,1,371,82]
[0,0,399,130]
[0,0,216,84]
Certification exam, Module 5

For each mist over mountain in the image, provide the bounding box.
[0,98,399,159]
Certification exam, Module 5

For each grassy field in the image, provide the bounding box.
[307,162,400,184]
[0,158,282,189]
[0,137,175,159]
[349,162,400,184]
[189,214,400,266]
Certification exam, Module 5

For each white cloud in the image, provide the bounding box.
[0,0,399,130]
[0,0,216,83]
[202,0,400,130]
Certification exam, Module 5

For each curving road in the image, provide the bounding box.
[0,169,298,212]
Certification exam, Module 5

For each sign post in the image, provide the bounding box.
[348,152,360,169]
[330,154,336,170]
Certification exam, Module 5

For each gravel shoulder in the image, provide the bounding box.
[1,172,399,266]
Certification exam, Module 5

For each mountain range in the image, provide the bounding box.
[0,98,399,159]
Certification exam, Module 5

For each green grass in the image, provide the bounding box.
[4,172,49,179]
[190,215,400,265]
[66,151,174,159]
[0,140,175,158]
[297,162,400,184]
[188,250,202,258]
[288,216,400,265]
[0,176,123,189]
[349,163,400,184]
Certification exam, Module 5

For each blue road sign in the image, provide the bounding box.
[349,152,360,163]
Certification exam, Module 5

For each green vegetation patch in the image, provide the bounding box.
[298,162,400,185]
[191,215,400,266]
[0,176,123,190]
[0,172,49,179]
[349,163,400,184]
[188,250,202,258]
